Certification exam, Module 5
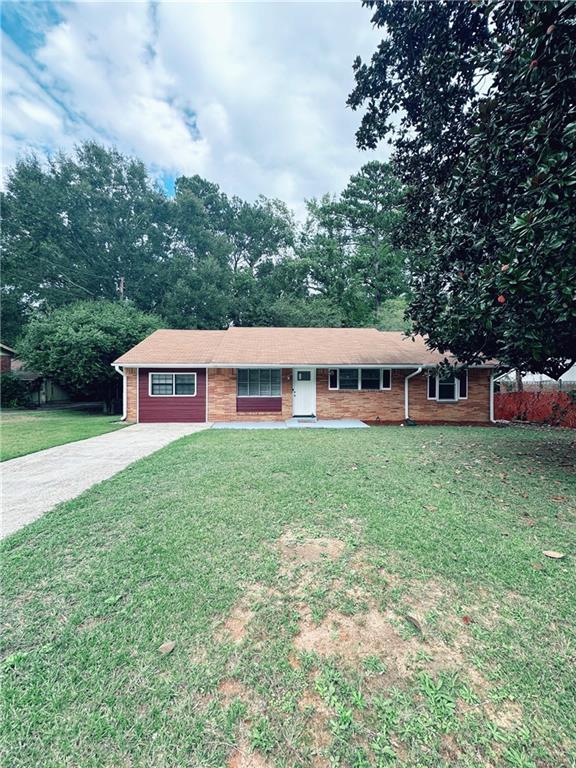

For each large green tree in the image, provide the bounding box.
[157,176,233,328]
[2,144,408,338]
[1,143,169,339]
[299,162,407,325]
[18,300,162,405]
[349,0,576,376]
[340,161,407,321]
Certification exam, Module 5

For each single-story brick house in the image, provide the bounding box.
[113,327,498,424]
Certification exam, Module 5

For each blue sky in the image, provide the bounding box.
[2,1,388,213]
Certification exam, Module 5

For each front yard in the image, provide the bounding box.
[1,427,574,767]
[0,407,126,461]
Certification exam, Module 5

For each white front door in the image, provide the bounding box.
[292,368,316,416]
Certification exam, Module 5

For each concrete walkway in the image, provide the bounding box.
[1,423,210,538]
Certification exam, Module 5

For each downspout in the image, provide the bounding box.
[490,370,509,423]
[490,370,495,423]
[113,364,127,421]
[404,366,423,422]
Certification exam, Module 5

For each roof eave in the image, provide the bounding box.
[112,361,499,369]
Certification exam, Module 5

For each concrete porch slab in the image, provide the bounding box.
[212,421,287,429]
[286,418,368,429]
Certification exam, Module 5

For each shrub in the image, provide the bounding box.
[0,373,33,408]
[494,391,576,429]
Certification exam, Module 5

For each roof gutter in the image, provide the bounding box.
[110,362,498,370]
[404,366,423,422]
[113,364,127,421]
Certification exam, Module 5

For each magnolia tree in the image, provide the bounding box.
[349,0,576,377]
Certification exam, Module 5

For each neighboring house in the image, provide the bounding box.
[113,328,498,425]
[11,361,72,406]
[1,341,71,406]
[0,342,15,372]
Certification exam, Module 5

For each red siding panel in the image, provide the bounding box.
[138,368,206,423]
[236,396,282,413]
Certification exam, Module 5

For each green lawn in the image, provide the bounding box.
[1,427,574,767]
[0,407,127,461]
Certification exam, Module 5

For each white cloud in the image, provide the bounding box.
[2,1,388,212]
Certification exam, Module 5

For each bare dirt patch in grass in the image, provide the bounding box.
[219,678,252,705]
[295,608,404,662]
[276,531,346,566]
[213,532,523,764]
[485,700,524,730]
[227,737,272,768]
[218,604,255,643]
[216,583,281,643]
[293,605,476,684]
[298,688,332,762]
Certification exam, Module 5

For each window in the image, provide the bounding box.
[150,373,173,395]
[175,374,196,395]
[297,371,311,381]
[237,369,281,397]
[427,370,468,402]
[438,373,457,401]
[458,370,468,399]
[361,369,381,390]
[339,369,359,390]
[149,372,197,397]
[328,369,392,391]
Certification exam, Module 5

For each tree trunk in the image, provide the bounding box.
[515,369,524,392]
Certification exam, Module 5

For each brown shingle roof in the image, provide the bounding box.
[114,328,493,367]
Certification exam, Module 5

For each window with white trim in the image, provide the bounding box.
[427,370,468,402]
[237,369,281,397]
[149,372,197,396]
[328,368,392,391]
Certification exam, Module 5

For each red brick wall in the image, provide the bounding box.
[409,368,491,423]
[316,369,405,421]
[316,368,491,423]
[125,367,137,422]
[208,368,292,421]
[125,366,492,423]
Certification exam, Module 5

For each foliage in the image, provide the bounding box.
[1,144,167,334]
[495,390,576,428]
[0,372,33,409]
[340,161,408,319]
[349,0,576,376]
[299,162,408,325]
[376,297,411,332]
[1,144,407,341]
[17,300,162,400]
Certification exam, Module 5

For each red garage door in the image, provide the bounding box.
[138,368,207,422]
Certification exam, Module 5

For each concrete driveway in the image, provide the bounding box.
[1,423,210,538]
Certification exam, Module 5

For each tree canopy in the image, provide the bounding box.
[1,143,409,346]
[17,300,162,402]
[349,0,576,377]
